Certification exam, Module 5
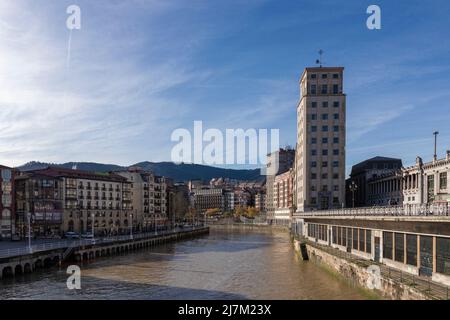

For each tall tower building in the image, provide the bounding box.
[295,67,346,212]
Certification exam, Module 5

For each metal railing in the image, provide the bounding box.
[306,240,450,300]
[0,226,207,260]
[298,204,450,217]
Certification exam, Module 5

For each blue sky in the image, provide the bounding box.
[0,0,449,177]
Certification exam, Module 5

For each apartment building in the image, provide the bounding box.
[116,168,167,231]
[255,192,266,212]
[17,167,132,236]
[273,168,294,225]
[0,165,15,239]
[295,67,346,212]
[266,148,295,221]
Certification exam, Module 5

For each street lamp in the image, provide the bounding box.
[349,181,358,208]
[130,213,133,240]
[27,212,32,253]
[91,212,95,244]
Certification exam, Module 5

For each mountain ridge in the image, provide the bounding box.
[18,161,263,182]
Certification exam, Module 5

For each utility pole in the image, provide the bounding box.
[433,131,439,161]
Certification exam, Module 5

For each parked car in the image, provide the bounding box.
[81,233,94,239]
[64,232,80,239]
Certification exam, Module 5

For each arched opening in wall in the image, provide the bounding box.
[43,258,53,267]
[2,266,13,278]
[53,256,60,265]
[68,220,75,232]
[14,264,23,275]
[82,252,88,261]
[79,219,84,234]
[34,259,43,269]
[24,263,32,273]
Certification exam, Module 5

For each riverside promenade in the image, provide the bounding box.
[0,226,209,278]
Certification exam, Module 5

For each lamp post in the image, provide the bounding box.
[91,212,95,244]
[154,214,157,236]
[349,181,358,208]
[433,131,439,161]
[27,212,32,253]
[130,213,133,240]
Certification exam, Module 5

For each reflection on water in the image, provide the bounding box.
[0,228,370,299]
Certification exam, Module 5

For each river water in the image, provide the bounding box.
[0,227,371,299]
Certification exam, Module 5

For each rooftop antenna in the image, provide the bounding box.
[315,49,324,67]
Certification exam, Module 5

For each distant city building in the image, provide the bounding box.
[273,168,294,225]
[295,67,346,212]
[346,156,403,207]
[266,148,295,222]
[255,192,266,212]
[193,187,225,212]
[403,152,450,205]
[0,165,15,239]
[166,180,190,223]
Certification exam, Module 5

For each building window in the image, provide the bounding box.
[333,173,339,179]
[333,125,339,132]
[333,84,339,94]
[353,229,358,250]
[311,161,317,167]
[322,101,328,108]
[437,237,450,275]
[322,126,329,132]
[366,230,372,253]
[333,149,339,156]
[311,74,317,79]
[311,114,317,120]
[322,137,328,144]
[333,185,339,191]
[333,101,339,108]
[311,185,316,191]
[322,150,328,156]
[322,185,328,191]
[359,229,365,252]
[322,163,328,169]
[311,85,317,94]
[333,197,339,204]
[440,172,447,190]
[333,113,339,120]
[311,173,317,180]
[311,197,317,204]
[333,73,339,79]
[321,74,327,79]
[333,161,339,167]
[406,234,417,266]
[322,114,328,120]
[311,102,317,108]
[311,126,317,132]
[395,233,404,263]
[311,150,317,156]
[383,232,393,260]
[322,174,328,180]
[321,85,327,94]
[311,137,317,144]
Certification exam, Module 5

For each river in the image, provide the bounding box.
[0,227,371,299]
